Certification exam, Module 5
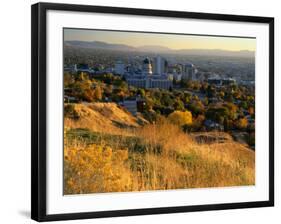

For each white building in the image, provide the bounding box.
[125,57,173,90]
[150,79,173,89]
[126,78,147,88]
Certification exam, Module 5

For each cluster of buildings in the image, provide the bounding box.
[114,56,197,89]
[64,63,91,73]
[207,76,236,86]
[64,55,252,90]
[64,63,113,74]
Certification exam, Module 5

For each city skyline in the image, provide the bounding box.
[64,28,256,52]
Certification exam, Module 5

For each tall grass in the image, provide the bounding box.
[64,118,255,194]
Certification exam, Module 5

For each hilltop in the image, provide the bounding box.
[64,102,147,135]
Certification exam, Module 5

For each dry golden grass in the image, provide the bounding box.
[64,103,139,136]
[64,144,132,194]
[137,120,196,155]
[64,103,255,194]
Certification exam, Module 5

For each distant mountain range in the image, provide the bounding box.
[64,40,255,58]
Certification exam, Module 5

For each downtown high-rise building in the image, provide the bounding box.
[153,56,168,75]
[182,63,196,80]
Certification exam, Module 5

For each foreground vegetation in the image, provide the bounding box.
[64,103,255,195]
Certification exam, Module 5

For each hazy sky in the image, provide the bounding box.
[64,28,256,52]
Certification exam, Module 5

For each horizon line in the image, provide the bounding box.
[64,40,256,53]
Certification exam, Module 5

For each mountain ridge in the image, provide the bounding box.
[64,40,255,57]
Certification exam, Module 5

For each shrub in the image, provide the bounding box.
[64,104,79,119]
[168,110,192,126]
[64,144,132,194]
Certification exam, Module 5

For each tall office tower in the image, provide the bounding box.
[153,56,168,75]
[182,62,196,80]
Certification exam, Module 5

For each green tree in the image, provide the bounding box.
[239,101,248,110]
[173,98,185,111]
[138,88,146,97]
[188,100,205,116]
[206,85,216,98]
[161,94,173,107]
[206,106,229,124]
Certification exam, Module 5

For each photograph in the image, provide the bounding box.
[0,0,278,223]
[63,28,256,195]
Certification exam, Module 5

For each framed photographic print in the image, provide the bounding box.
[31,2,274,222]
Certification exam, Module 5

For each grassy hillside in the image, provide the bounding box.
[64,102,145,136]
[64,103,255,194]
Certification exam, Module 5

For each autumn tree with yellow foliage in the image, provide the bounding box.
[236,117,248,130]
[168,110,192,126]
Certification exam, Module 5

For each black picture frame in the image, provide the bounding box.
[31,2,274,222]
